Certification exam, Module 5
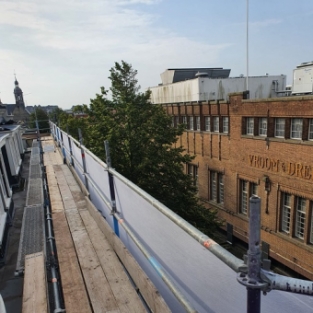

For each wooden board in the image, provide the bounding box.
[85,197,171,313]
[53,211,92,313]
[80,209,146,313]
[22,252,48,313]
[65,209,120,313]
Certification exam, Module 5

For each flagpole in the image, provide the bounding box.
[246,0,249,91]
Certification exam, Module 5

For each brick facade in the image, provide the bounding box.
[165,93,313,280]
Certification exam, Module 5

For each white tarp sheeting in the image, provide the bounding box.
[53,124,313,313]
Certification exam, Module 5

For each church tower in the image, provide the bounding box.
[14,78,25,109]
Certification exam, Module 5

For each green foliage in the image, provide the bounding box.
[66,61,222,237]
[29,108,50,133]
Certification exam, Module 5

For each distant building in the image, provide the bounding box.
[26,105,59,115]
[0,78,30,124]
[149,68,287,104]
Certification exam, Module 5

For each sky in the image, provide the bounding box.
[0,0,313,109]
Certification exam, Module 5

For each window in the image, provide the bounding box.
[239,180,258,215]
[188,164,198,187]
[295,197,306,239]
[309,119,313,140]
[275,118,285,138]
[291,118,303,139]
[213,117,219,132]
[171,116,175,127]
[281,193,291,233]
[175,116,179,127]
[259,118,267,136]
[210,171,224,204]
[240,181,248,215]
[189,116,194,130]
[196,116,201,131]
[246,118,254,135]
[250,183,258,197]
[218,174,224,204]
[223,117,229,134]
[205,117,211,132]
[310,206,313,244]
[182,116,187,127]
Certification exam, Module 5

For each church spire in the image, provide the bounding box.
[14,75,25,109]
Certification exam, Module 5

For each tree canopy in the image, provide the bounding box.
[29,107,50,133]
[62,61,222,236]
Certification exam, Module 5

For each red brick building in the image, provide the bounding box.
[165,92,313,280]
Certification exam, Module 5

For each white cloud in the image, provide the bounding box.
[250,18,282,29]
[0,0,230,107]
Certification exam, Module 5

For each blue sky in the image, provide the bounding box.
[0,0,312,109]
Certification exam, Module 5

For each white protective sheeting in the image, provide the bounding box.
[54,125,313,313]
[84,152,113,226]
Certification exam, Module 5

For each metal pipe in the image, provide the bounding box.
[247,196,261,313]
[40,138,64,313]
[104,140,119,236]
[114,213,197,313]
[78,128,89,192]
[261,269,313,295]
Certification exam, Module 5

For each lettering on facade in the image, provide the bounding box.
[248,155,313,180]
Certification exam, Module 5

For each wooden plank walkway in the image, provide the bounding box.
[22,252,48,313]
[42,138,158,313]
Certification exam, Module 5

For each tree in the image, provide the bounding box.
[29,107,50,133]
[83,61,221,236]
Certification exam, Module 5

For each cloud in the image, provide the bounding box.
[0,0,230,107]
[250,18,282,29]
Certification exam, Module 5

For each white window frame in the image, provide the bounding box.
[196,116,201,131]
[309,119,313,140]
[281,193,291,233]
[246,118,254,135]
[175,116,179,127]
[295,197,306,239]
[222,117,229,134]
[213,117,219,133]
[259,118,267,136]
[275,118,285,138]
[182,116,187,128]
[210,172,217,202]
[240,180,248,215]
[219,174,224,204]
[310,205,313,244]
[189,116,194,130]
[205,117,211,132]
[290,118,303,140]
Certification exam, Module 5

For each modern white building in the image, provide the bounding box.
[149,68,287,104]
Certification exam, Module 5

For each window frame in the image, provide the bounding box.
[275,118,285,138]
[259,117,267,136]
[205,116,211,132]
[246,117,254,135]
[222,117,229,134]
[209,171,224,204]
[295,197,306,239]
[290,118,303,140]
[213,117,219,133]
[196,116,201,131]
[189,116,194,130]
[281,193,291,234]
[309,119,313,140]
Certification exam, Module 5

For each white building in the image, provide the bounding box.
[149,68,287,104]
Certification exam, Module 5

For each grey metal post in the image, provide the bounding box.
[78,128,89,192]
[237,196,267,313]
[65,125,74,167]
[104,140,119,236]
[247,196,261,313]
